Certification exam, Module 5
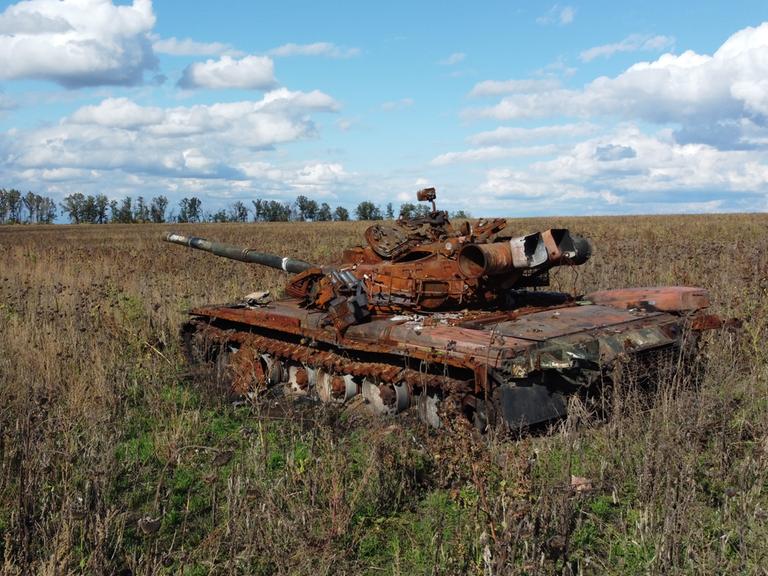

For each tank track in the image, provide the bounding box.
[181,318,474,426]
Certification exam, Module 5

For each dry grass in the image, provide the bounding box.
[1,214,767,575]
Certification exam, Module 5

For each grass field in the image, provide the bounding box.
[1,214,767,575]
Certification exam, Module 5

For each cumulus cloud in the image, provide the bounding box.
[411,114,767,215]
[468,123,597,145]
[292,163,349,190]
[536,4,575,26]
[178,55,276,90]
[469,78,560,97]
[0,0,157,88]
[594,144,636,161]
[479,125,768,208]
[152,36,241,57]
[431,145,558,165]
[439,52,466,66]
[268,42,360,58]
[580,34,675,62]
[230,161,349,197]
[4,90,339,183]
[467,23,768,151]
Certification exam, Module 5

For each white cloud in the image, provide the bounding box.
[439,52,466,66]
[594,143,636,161]
[431,145,558,165]
[466,22,768,152]
[536,4,575,26]
[580,34,675,62]
[480,125,768,204]
[232,161,349,196]
[178,55,276,90]
[268,42,360,58]
[414,115,768,215]
[381,98,414,111]
[152,36,241,57]
[4,90,339,181]
[0,87,348,208]
[468,123,597,145]
[559,6,575,25]
[0,0,157,87]
[336,118,356,131]
[70,97,164,128]
[19,167,91,181]
[292,163,349,192]
[469,78,560,97]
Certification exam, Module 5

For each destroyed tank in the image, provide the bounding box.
[164,188,723,431]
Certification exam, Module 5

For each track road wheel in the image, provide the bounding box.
[362,378,410,416]
[416,390,442,429]
[227,346,266,397]
[317,370,360,403]
[286,362,315,396]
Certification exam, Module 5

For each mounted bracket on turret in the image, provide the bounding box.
[326,269,370,332]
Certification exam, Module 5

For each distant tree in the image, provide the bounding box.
[22,191,55,224]
[415,204,431,217]
[150,196,168,223]
[39,197,56,223]
[1,189,57,224]
[295,195,319,221]
[210,209,229,222]
[4,189,22,223]
[82,195,98,223]
[178,196,202,223]
[399,202,416,219]
[385,202,394,219]
[22,191,36,223]
[355,201,382,221]
[111,196,134,224]
[252,199,265,221]
[333,206,350,221]
[229,201,249,222]
[0,190,8,223]
[134,196,150,223]
[94,194,109,223]
[316,202,333,221]
[275,201,292,221]
[451,209,471,219]
[61,193,86,224]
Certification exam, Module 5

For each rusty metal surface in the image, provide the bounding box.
[585,286,711,312]
[187,319,473,393]
[491,304,664,341]
[165,187,727,429]
[188,297,691,375]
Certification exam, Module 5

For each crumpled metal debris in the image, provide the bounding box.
[244,290,272,307]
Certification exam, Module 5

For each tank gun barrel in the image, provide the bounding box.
[163,232,313,273]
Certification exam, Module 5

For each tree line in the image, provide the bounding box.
[0,189,57,224]
[1,189,469,225]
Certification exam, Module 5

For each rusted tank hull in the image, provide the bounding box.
[181,286,711,430]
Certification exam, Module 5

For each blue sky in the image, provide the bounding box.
[1,0,768,218]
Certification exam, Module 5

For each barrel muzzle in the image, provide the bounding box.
[163,232,314,273]
[458,229,592,278]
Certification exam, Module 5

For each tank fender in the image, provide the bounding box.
[584,287,710,312]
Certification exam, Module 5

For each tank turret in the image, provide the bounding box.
[164,189,592,331]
